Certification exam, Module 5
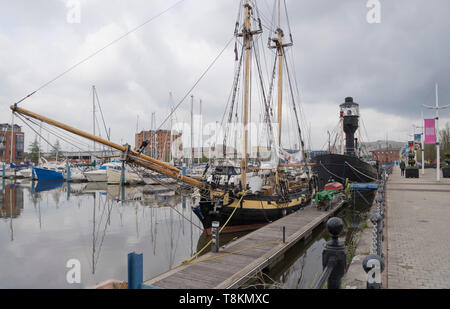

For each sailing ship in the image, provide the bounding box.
[9,0,315,234]
[311,97,378,190]
[189,0,316,233]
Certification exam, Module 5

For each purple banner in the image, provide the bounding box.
[424,119,436,144]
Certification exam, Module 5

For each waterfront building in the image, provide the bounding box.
[135,130,182,162]
[0,124,24,163]
[371,148,401,164]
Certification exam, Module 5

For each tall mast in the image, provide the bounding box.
[269,0,291,184]
[276,0,283,184]
[169,92,174,163]
[241,0,252,188]
[190,95,194,168]
[93,85,96,153]
[10,113,14,164]
[200,99,203,162]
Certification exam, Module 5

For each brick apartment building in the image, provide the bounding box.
[135,130,182,162]
[371,148,401,164]
[0,124,25,163]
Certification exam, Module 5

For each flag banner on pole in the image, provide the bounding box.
[414,134,422,150]
[408,141,414,153]
[424,119,436,144]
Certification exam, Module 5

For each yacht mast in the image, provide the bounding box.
[276,0,283,184]
[241,0,252,189]
[270,0,292,184]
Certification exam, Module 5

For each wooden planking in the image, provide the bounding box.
[144,200,345,289]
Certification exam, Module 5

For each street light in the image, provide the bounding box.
[422,83,450,182]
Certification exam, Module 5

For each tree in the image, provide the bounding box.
[28,138,41,164]
[440,122,450,155]
[50,140,63,161]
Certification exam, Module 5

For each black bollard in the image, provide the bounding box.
[322,217,347,289]
[363,254,385,289]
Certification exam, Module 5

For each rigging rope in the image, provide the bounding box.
[178,190,250,267]
[156,36,235,131]
[344,161,378,182]
[319,161,345,181]
[12,0,188,107]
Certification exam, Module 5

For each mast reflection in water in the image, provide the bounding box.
[0,181,203,289]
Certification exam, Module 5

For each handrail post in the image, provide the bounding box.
[321,217,346,289]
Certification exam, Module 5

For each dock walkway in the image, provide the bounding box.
[144,200,346,289]
[387,167,450,288]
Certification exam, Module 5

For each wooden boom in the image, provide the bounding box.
[10,105,205,189]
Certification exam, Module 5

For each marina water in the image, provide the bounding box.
[0,179,372,289]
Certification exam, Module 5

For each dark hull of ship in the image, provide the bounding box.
[193,189,312,235]
[311,154,378,191]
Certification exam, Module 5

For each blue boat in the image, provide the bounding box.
[34,167,64,181]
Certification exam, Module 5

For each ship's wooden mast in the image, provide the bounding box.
[241,0,251,189]
[238,0,261,189]
[10,105,205,188]
[271,0,292,185]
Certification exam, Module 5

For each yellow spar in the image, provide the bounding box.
[10,105,205,189]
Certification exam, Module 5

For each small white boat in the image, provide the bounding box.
[64,166,87,182]
[84,162,121,182]
[19,168,34,179]
[106,168,143,185]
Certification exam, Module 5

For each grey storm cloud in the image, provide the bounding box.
[0,0,449,151]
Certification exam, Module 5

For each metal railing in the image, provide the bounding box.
[314,217,346,289]
[362,168,391,288]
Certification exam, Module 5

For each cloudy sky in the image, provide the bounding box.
[1,0,449,154]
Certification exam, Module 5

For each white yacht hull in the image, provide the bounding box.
[84,171,107,182]
[106,168,142,185]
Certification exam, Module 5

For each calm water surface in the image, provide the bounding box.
[0,179,372,289]
[0,179,203,289]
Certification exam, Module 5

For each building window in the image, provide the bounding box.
[16,135,24,159]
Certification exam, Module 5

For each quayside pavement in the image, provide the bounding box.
[386,167,450,288]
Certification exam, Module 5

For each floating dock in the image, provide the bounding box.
[143,200,346,289]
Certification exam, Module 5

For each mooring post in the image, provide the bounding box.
[211,221,220,253]
[322,217,346,289]
[121,161,126,186]
[363,254,384,289]
[128,252,144,289]
[67,163,71,182]
[282,226,286,243]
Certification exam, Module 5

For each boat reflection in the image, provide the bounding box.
[32,180,64,193]
[0,184,24,220]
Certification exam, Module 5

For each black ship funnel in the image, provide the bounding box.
[340,97,359,156]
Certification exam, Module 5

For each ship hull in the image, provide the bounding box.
[193,188,312,234]
[34,168,64,181]
[84,171,107,182]
[311,154,378,190]
[106,168,143,185]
